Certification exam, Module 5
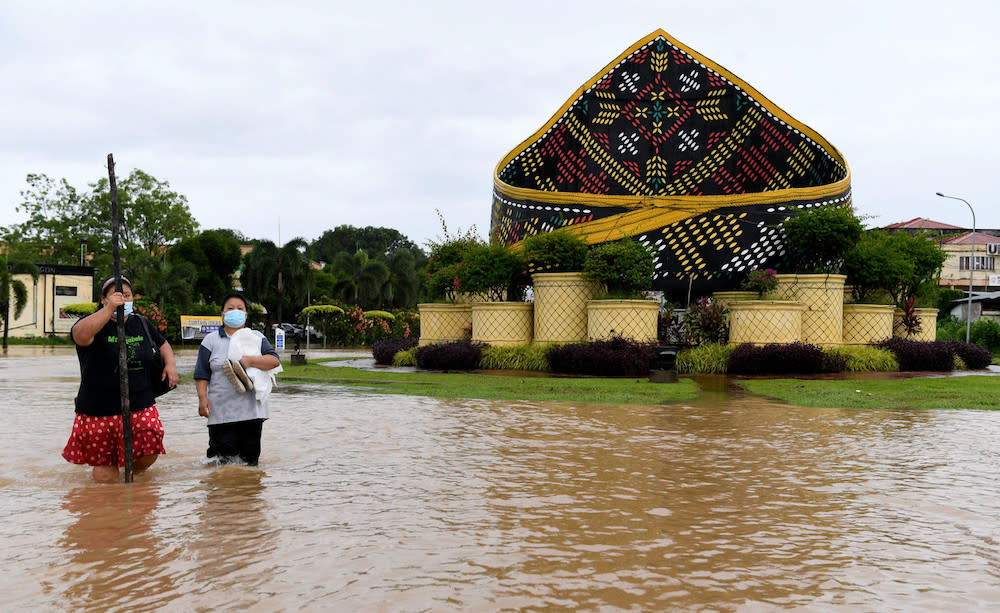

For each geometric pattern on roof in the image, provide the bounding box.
[491,29,852,293]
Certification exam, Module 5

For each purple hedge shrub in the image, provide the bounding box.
[876,338,954,372]
[728,342,826,375]
[372,337,419,365]
[942,340,994,370]
[414,341,483,371]
[546,336,656,377]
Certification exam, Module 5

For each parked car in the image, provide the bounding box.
[273,323,323,341]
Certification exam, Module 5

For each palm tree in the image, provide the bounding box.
[329,250,389,309]
[1,256,39,351]
[381,249,419,308]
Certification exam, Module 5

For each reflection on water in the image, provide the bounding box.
[2,348,1000,611]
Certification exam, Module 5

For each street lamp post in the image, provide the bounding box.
[935,192,975,343]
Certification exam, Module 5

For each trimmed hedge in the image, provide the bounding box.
[372,337,419,365]
[414,341,483,371]
[728,342,826,375]
[876,338,955,372]
[546,336,656,377]
[941,340,994,370]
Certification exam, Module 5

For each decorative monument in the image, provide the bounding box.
[491,29,851,299]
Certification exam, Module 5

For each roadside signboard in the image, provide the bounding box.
[180,315,222,340]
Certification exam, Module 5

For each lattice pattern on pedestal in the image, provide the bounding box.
[587,301,659,342]
[773,276,844,346]
[418,305,473,346]
[842,306,893,345]
[471,305,533,346]
[728,302,804,345]
[892,309,938,342]
[533,275,599,343]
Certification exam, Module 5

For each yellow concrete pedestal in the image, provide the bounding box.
[532,272,599,343]
[728,300,806,345]
[417,303,472,346]
[471,302,533,346]
[586,299,660,342]
[842,304,894,345]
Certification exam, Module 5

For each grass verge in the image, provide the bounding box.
[277,359,698,404]
[738,376,1000,410]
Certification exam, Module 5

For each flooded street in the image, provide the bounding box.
[2,346,999,611]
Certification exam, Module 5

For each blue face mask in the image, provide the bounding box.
[224,309,247,328]
[122,301,133,318]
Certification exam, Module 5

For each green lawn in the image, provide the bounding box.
[277,359,699,404]
[737,376,1000,410]
[276,358,1000,410]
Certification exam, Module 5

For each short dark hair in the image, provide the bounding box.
[220,291,250,311]
[101,276,132,297]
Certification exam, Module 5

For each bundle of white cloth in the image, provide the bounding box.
[226,328,283,402]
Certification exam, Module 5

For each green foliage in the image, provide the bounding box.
[456,244,529,302]
[328,250,390,309]
[971,319,1000,353]
[167,229,242,305]
[843,231,913,303]
[311,225,423,263]
[520,230,589,273]
[61,302,98,316]
[741,268,777,296]
[936,288,966,317]
[936,315,967,342]
[682,297,729,344]
[781,205,864,274]
[422,212,484,303]
[822,345,899,372]
[582,239,655,296]
[479,343,553,371]
[299,304,345,341]
[676,342,733,374]
[392,347,417,367]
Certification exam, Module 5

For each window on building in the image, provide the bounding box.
[55,286,78,296]
[959,256,996,271]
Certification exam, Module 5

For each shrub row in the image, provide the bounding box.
[546,337,656,377]
[728,342,828,375]
[372,337,418,365]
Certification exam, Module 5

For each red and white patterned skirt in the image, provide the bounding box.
[62,405,166,467]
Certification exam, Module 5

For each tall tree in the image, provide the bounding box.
[2,170,200,271]
[328,250,389,309]
[167,230,242,305]
[241,238,312,323]
[312,225,423,264]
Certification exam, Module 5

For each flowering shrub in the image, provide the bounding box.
[741,268,777,296]
[134,295,168,332]
[299,302,420,346]
[682,297,729,345]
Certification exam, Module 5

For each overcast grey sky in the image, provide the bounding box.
[2,0,997,251]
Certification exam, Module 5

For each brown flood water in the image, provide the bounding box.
[1,346,999,612]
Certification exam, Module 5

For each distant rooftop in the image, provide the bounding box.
[943,231,1000,245]
[885,217,964,230]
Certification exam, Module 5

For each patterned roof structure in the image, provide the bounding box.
[491,29,852,294]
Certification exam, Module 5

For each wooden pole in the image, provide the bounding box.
[108,153,133,483]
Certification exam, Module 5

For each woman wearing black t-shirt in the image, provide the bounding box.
[62,276,178,482]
